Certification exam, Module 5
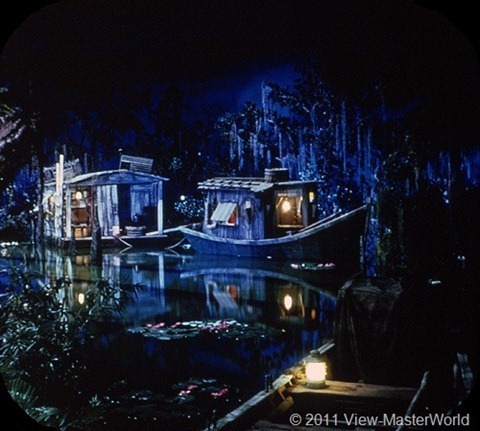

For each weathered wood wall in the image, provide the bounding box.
[96,185,119,236]
[204,190,266,240]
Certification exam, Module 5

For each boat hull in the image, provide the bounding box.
[180,205,368,267]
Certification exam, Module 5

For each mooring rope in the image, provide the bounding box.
[166,235,187,250]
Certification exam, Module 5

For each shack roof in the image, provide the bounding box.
[198,177,316,193]
[44,158,83,185]
[198,177,273,193]
[67,169,169,187]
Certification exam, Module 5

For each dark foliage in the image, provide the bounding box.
[0,263,141,429]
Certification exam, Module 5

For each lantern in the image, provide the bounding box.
[305,349,327,388]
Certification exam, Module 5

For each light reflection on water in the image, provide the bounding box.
[15,247,354,425]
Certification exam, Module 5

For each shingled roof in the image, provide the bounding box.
[198,177,273,193]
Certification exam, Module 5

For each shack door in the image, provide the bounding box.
[117,184,131,229]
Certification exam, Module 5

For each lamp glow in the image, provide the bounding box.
[283,294,293,311]
[305,350,327,388]
[281,200,291,213]
[78,293,85,305]
[75,191,83,200]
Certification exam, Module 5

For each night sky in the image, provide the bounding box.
[1,0,479,151]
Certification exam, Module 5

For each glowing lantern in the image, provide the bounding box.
[305,349,327,388]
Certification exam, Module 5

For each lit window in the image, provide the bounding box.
[276,195,303,227]
[283,294,293,311]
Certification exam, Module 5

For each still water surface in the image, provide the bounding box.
[4,246,354,429]
[38,248,346,385]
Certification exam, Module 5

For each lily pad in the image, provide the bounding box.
[129,319,284,341]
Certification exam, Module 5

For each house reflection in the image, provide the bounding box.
[38,248,336,330]
[201,271,265,320]
[277,284,305,324]
[180,266,336,328]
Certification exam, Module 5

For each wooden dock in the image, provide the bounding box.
[206,342,423,431]
[211,378,418,431]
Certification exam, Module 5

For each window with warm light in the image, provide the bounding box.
[276,194,303,227]
[283,294,293,311]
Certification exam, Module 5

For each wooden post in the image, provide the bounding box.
[53,155,65,242]
[65,187,72,239]
[157,180,163,234]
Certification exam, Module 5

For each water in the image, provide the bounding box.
[1,246,354,430]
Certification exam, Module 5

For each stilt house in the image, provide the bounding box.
[42,154,169,247]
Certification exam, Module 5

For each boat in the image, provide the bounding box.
[206,341,418,431]
[208,343,475,431]
[179,168,369,266]
[180,204,368,266]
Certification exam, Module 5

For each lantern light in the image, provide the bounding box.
[281,200,291,213]
[75,191,83,200]
[283,294,293,311]
[78,293,85,305]
[305,349,327,389]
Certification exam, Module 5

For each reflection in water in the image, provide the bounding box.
[39,248,340,332]
[22,247,348,428]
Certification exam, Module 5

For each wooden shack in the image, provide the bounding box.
[42,154,169,248]
[199,168,318,240]
[181,169,367,262]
